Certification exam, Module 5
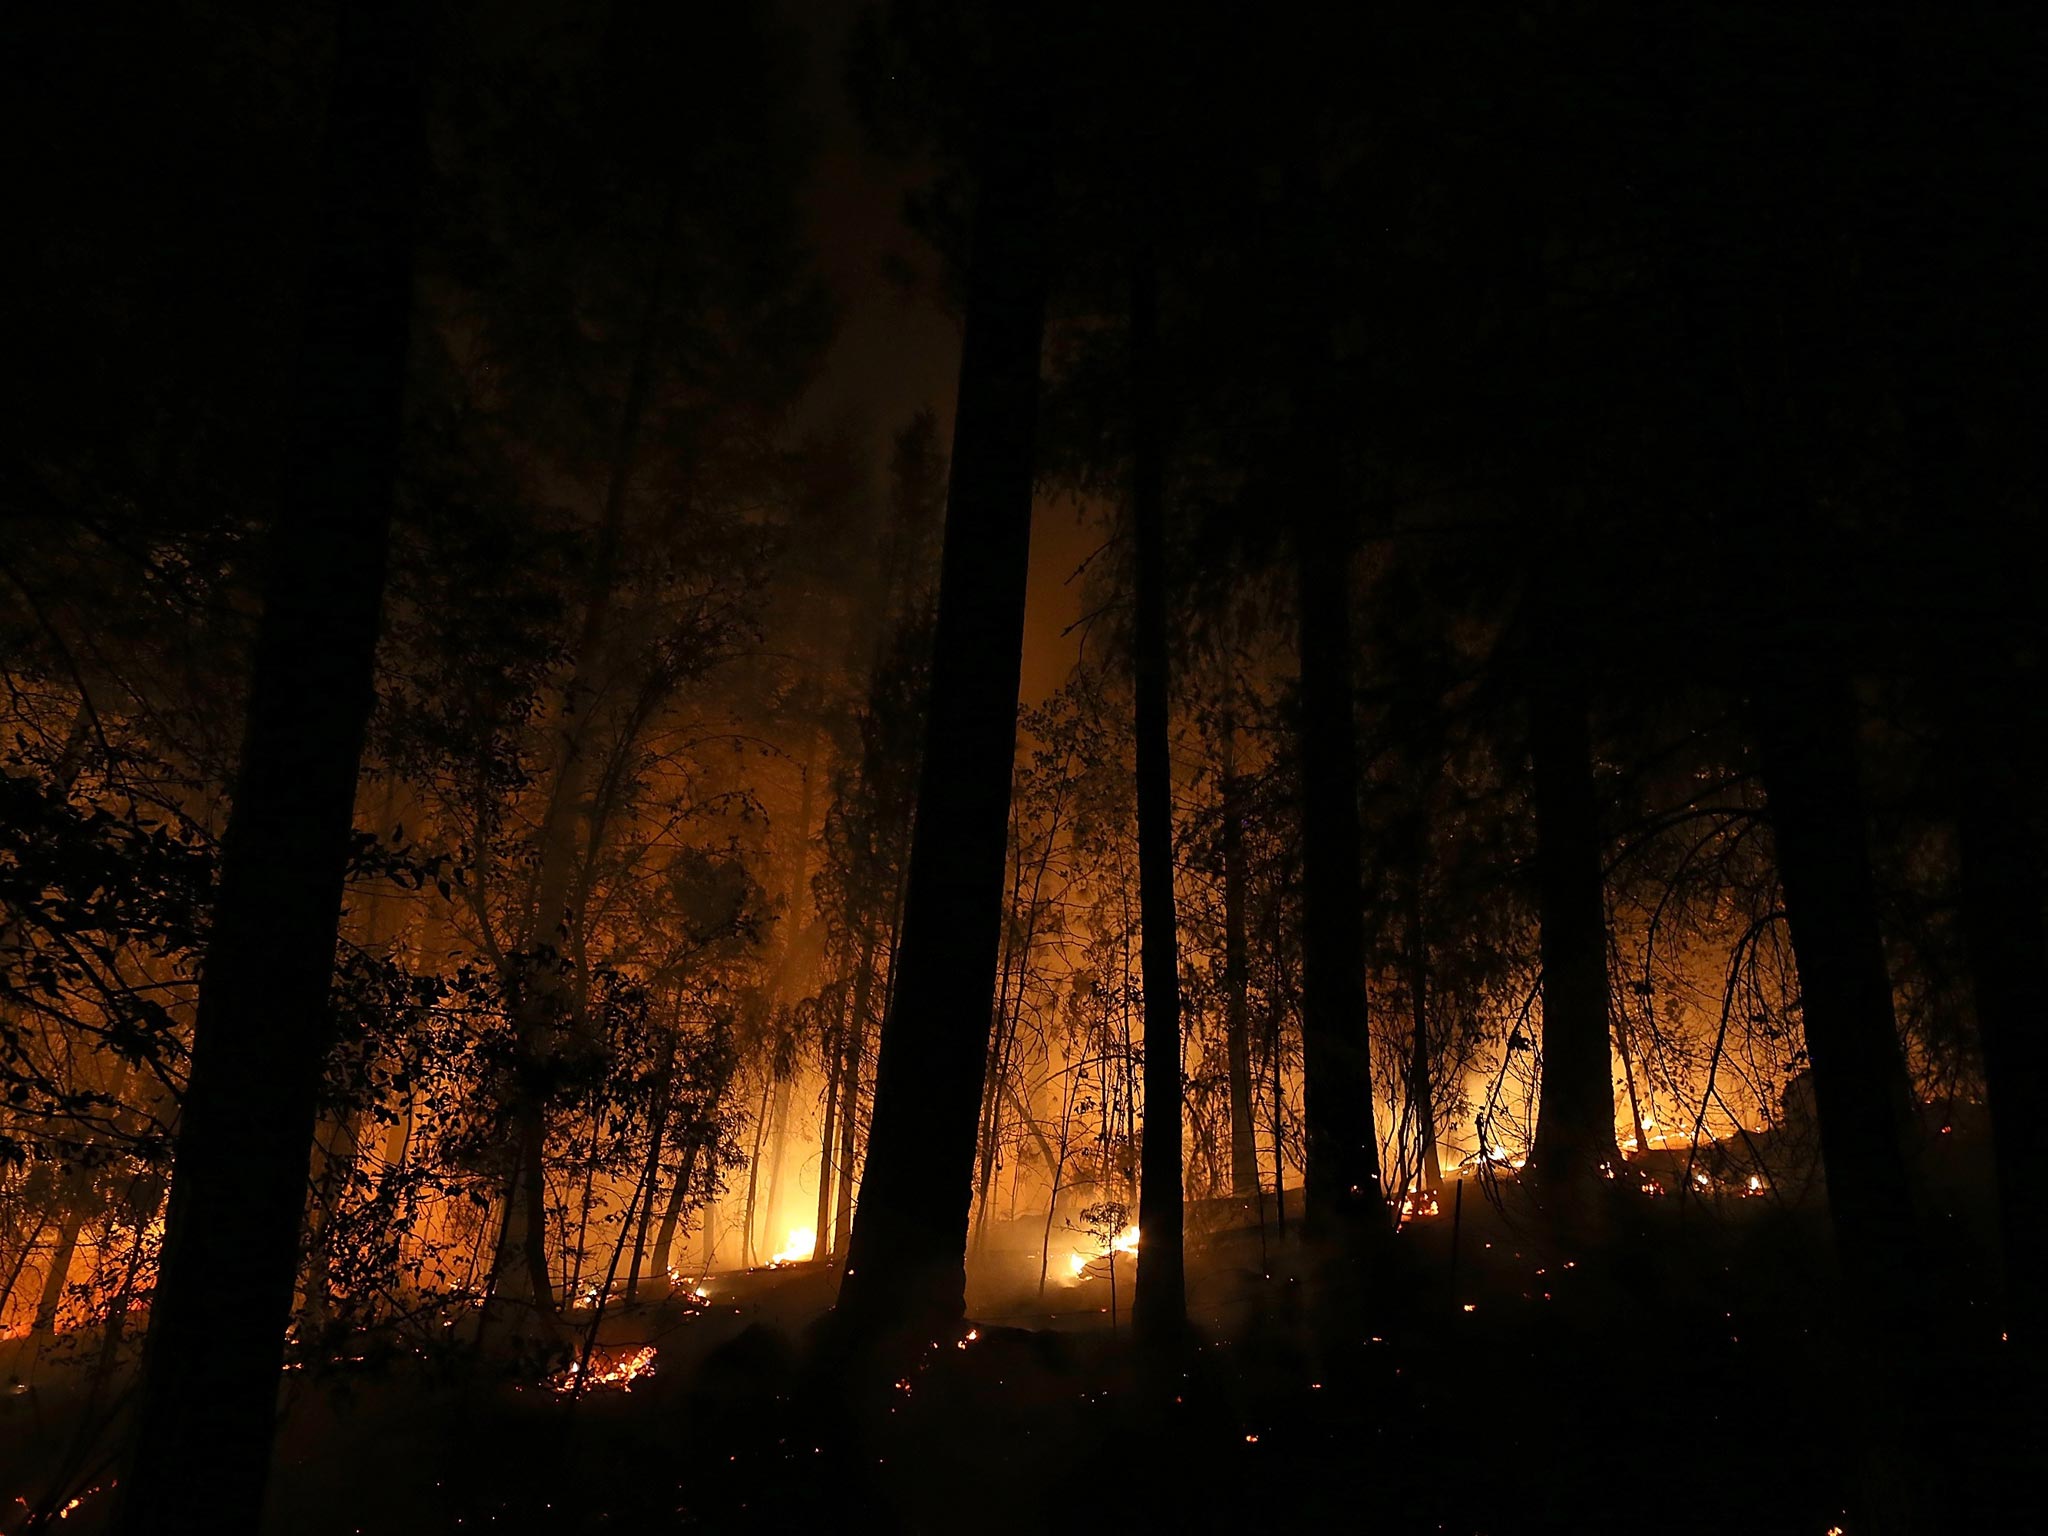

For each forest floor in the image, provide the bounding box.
[3,1167,2035,1535]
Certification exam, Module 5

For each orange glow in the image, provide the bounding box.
[1399,1190,1440,1221]
[549,1343,657,1395]
[1064,1223,1140,1282]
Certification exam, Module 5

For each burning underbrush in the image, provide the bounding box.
[1062,1221,1140,1283]
[5,1163,2024,1536]
[547,1342,658,1395]
[2,1113,2012,1535]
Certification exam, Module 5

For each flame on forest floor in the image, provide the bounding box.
[1686,1170,1772,1198]
[10,1479,119,1523]
[1065,1224,1140,1282]
[548,1343,657,1395]
[768,1228,817,1266]
[665,1267,713,1300]
[1399,1190,1440,1222]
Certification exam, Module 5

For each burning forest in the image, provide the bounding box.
[3,2,2042,1533]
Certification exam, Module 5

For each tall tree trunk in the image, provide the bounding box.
[1953,729,2047,1335]
[742,1069,773,1267]
[1749,666,1918,1322]
[977,768,1070,1246]
[757,740,821,1248]
[647,1138,700,1288]
[303,821,399,1332]
[1220,713,1260,1198]
[1528,659,1620,1183]
[973,847,1023,1250]
[814,1001,844,1256]
[1405,841,1442,1192]
[113,6,419,1529]
[698,1147,720,1274]
[1751,659,1927,1536]
[489,1101,555,1314]
[624,1049,675,1300]
[831,924,881,1259]
[567,1117,604,1303]
[1268,912,1290,1240]
[1129,255,1185,1352]
[832,1021,867,1265]
[973,985,1025,1248]
[1292,506,1382,1236]
[761,1060,794,1253]
[1613,993,1653,1162]
[834,79,1048,1346]
[971,1024,1006,1248]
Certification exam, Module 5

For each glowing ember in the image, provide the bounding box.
[768,1227,818,1266]
[56,1484,114,1522]
[549,1343,657,1394]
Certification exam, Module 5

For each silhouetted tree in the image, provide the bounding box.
[835,39,1050,1345]
[1292,495,1382,1239]
[1527,623,1621,1186]
[1218,704,1261,1198]
[114,4,422,1530]
[1750,664,1919,1321]
[1128,255,1186,1357]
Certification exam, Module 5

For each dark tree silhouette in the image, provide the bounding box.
[1955,732,2048,1335]
[1128,255,1186,1356]
[112,5,421,1532]
[834,68,1048,1346]
[1293,496,1383,1239]
[1527,629,1620,1186]
[1219,710,1261,1198]
[1749,664,1918,1321]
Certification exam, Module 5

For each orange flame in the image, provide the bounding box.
[549,1343,657,1394]
[1064,1223,1140,1282]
